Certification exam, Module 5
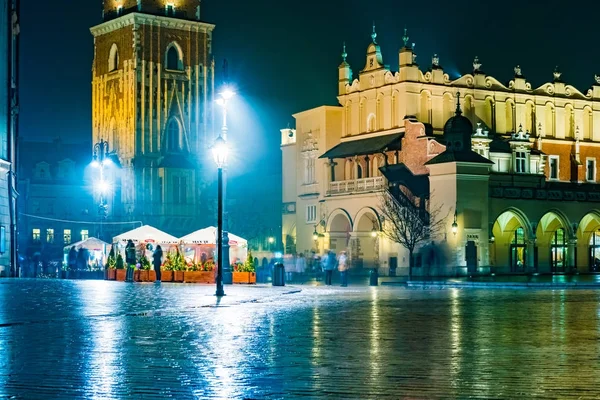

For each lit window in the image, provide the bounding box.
[166,3,175,16]
[81,230,89,241]
[0,226,6,254]
[587,158,596,182]
[549,156,559,180]
[64,229,72,245]
[515,151,527,173]
[306,205,317,224]
[46,229,55,244]
[108,43,119,72]
[32,229,40,243]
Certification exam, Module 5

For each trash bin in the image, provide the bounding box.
[370,268,379,286]
[273,262,285,286]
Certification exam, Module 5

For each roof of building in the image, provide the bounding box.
[319,133,403,159]
[425,150,494,166]
[19,139,92,182]
[379,163,429,196]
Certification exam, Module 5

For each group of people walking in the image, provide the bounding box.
[284,250,349,287]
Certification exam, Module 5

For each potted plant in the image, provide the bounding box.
[161,252,175,282]
[233,251,257,284]
[184,261,215,283]
[105,247,117,280]
[115,254,126,281]
[135,255,155,282]
[163,248,185,282]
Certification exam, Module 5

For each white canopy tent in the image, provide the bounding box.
[63,237,109,270]
[179,227,248,264]
[113,225,178,245]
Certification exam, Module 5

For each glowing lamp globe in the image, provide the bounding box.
[211,135,229,168]
[221,88,235,100]
[268,237,275,244]
[452,221,458,236]
[371,229,378,238]
[313,230,319,241]
[97,180,110,194]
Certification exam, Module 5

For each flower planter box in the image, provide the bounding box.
[174,271,184,282]
[115,269,127,282]
[107,269,116,280]
[161,270,173,282]
[233,272,256,284]
[134,270,157,282]
[184,271,215,284]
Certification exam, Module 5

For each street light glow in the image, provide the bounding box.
[91,159,100,168]
[216,98,225,107]
[212,135,229,168]
[220,88,235,100]
[96,180,110,194]
[268,237,275,244]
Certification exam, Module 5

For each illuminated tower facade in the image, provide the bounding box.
[90,0,215,234]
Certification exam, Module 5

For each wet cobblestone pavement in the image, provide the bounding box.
[2,280,600,399]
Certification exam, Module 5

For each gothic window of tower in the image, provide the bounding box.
[166,118,183,152]
[108,43,119,72]
[166,42,184,71]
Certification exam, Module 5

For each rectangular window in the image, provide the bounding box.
[64,229,72,245]
[32,228,41,243]
[587,158,596,182]
[81,230,89,241]
[549,156,559,180]
[306,205,317,224]
[515,151,527,173]
[0,226,5,254]
[46,229,55,244]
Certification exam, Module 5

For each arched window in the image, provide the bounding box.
[166,43,183,71]
[565,105,575,138]
[584,107,593,140]
[108,43,119,72]
[367,114,376,132]
[357,164,363,179]
[551,228,567,273]
[166,119,181,152]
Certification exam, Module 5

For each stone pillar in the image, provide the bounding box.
[568,238,577,272]
[364,155,370,178]
[526,238,537,273]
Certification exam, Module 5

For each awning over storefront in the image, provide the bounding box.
[379,163,430,197]
[319,133,403,160]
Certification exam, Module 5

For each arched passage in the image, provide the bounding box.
[353,208,381,270]
[577,211,600,272]
[326,209,352,255]
[491,208,533,273]
[536,211,573,273]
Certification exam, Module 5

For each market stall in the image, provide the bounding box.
[63,237,109,272]
[112,225,178,261]
[179,226,248,265]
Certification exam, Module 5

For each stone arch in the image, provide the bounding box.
[419,90,432,124]
[442,92,454,123]
[108,43,119,72]
[354,207,382,232]
[463,94,474,124]
[505,98,516,133]
[326,209,353,233]
[484,96,495,131]
[525,100,536,134]
[391,90,400,127]
[165,41,184,71]
[165,117,183,152]
[490,208,534,273]
[578,210,600,271]
[536,210,573,273]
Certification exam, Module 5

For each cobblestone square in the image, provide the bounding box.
[1,280,600,399]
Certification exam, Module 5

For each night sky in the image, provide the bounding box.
[19,0,600,204]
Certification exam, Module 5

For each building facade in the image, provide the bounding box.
[90,0,215,236]
[282,29,600,276]
[18,140,96,275]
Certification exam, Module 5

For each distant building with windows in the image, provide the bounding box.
[90,0,216,236]
[18,139,96,272]
[282,28,600,276]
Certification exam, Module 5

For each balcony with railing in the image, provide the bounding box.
[327,176,386,196]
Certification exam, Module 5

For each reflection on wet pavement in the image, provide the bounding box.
[1,280,600,399]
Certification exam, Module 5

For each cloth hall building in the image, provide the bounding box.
[281,29,600,276]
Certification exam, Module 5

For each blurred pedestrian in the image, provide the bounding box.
[296,253,306,283]
[338,251,348,287]
[67,246,77,272]
[324,250,336,286]
[153,245,163,281]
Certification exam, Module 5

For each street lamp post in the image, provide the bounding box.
[92,139,112,241]
[212,135,229,297]
[216,88,235,285]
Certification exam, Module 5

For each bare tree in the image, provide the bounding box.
[379,188,447,280]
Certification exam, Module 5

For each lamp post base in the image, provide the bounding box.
[223,271,233,285]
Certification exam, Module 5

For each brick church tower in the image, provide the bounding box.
[90,0,215,235]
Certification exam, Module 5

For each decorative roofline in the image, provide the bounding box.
[90,12,215,37]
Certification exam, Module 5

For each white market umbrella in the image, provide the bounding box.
[113,225,178,245]
[64,237,109,252]
[179,226,248,247]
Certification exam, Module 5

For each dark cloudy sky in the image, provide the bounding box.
[19,0,600,196]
